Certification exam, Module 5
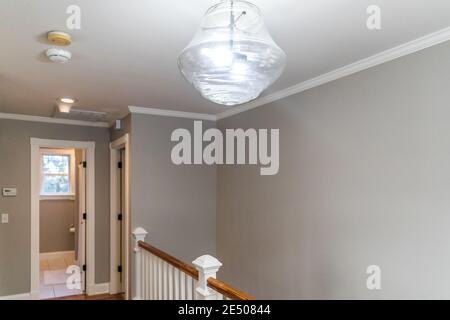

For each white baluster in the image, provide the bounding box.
[168,265,174,300]
[143,253,148,299]
[146,253,150,299]
[174,268,180,299]
[192,255,222,300]
[186,275,193,300]
[132,227,148,300]
[180,272,186,300]
[148,254,153,300]
[158,259,163,299]
[153,256,157,299]
[163,262,168,300]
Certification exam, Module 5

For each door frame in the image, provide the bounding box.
[77,151,87,292]
[109,134,130,299]
[30,138,96,298]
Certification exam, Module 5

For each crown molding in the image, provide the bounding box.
[128,106,217,121]
[0,112,110,127]
[216,26,450,121]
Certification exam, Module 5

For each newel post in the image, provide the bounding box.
[193,255,223,300]
[132,227,148,300]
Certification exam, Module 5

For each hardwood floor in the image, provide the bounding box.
[45,293,123,300]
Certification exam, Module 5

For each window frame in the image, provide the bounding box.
[39,148,76,200]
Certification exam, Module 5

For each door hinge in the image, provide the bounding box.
[83,264,86,272]
[118,265,122,273]
[83,212,87,220]
[118,213,123,221]
[82,161,87,168]
[118,161,122,169]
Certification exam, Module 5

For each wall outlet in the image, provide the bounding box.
[1,214,8,224]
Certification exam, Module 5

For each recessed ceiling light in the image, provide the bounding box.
[59,97,77,104]
[58,104,72,113]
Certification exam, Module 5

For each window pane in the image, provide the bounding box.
[42,155,70,174]
[42,175,70,194]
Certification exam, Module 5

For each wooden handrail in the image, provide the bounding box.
[138,241,199,280]
[207,278,255,300]
[138,240,255,300]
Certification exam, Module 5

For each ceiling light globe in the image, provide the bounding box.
[178,0,286,106]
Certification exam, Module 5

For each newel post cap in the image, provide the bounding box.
[193,255,222,272]
[132,227,148,240]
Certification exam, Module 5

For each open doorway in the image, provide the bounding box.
[38,147,85,299]
[30,139,96,299]
[110,134,130,299]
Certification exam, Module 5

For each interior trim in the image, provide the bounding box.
[127,27,450,122]
[3,27,449,125]
[0,112,110,127]
[216,26,450,120]
[128,106,217,121]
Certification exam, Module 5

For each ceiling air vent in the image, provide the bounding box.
[54,107,109,122]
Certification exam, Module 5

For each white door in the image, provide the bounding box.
[118,148,126,294]
[78,152,86,292]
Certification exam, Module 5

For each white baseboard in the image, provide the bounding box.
[0,284,110,300]
[0,292,33,300]
[39,250,75,260]
[87,282,110,296]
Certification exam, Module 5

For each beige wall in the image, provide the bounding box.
[217,41,450,299]
[39,200,75,253]
[39,149,83,254]
[0,120,110,296]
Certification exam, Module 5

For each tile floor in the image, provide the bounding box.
[39,251,83,299]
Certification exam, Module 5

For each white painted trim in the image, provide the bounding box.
[87,283,110,296]
[0,112,110,127]
[30,138,96,150]
[40,195,75,201]
[216,26,450,120]
[0,293,32,300]
[128,106,217,121]
[30,138,96,297]
[39,250,75,260]
[109,134,130,300]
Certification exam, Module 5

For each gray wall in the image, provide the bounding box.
[110,114,131,142]
[110,113,217,297]
[217,41,450,299]
[130,113,217,263]
[0,120,110,296]
[39,200,75,253]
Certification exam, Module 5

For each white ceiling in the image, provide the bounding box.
[1,0,449,119]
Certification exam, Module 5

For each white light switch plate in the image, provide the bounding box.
[2,188,17,197]
[1,214,8,224]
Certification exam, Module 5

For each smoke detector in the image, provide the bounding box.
[47,31,72,46]
[46,48,71,63]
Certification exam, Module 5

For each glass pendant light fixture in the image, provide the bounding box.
[178,0,286,106]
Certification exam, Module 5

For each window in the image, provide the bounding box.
[40,149,75,198]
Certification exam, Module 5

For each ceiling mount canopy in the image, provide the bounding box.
[178,0,286,106]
